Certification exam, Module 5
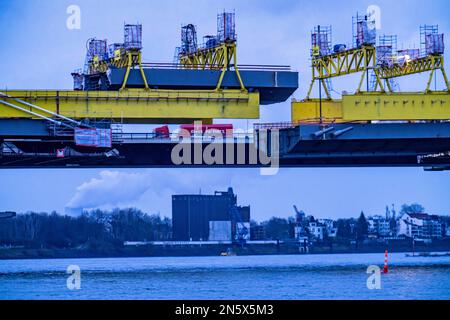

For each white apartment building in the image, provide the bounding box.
[397,213,443,239]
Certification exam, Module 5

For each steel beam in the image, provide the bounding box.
[0,89,260,122]
[292,92,450,122]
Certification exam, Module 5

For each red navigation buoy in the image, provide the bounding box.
[383,249,388,273]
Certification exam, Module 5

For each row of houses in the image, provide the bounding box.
[367,210,447,240]
[291,208,448,242]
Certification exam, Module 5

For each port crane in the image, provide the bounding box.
[230,205,249,244]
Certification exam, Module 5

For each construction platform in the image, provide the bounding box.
[103,68,298,105]
[1,120,449,169]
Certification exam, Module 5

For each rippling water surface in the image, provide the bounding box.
[0,253,449,299]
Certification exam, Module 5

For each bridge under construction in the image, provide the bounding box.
[0,11,449,170]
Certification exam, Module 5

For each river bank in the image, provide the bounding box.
[1,239,450,260]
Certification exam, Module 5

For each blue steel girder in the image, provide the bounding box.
[1,122,450,169]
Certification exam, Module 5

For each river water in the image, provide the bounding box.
[0,253,449,299]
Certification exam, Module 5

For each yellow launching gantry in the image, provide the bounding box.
[86,26,149,91]
[376,54,449,93]
[0,19,265,125]
[294,18,450,124]
[177,12,246,92]
[92,48,149,91]
[179,40,245,92]
[306,26,382,100]
[306,44,383,98]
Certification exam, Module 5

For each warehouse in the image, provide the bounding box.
[172,187,250,242]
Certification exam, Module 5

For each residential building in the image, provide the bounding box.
[397,213,444,239]
[308,222,326,240]
[318,218,338,238]
[367,215,392,237]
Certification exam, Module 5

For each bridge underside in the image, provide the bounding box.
[1,121,449,169]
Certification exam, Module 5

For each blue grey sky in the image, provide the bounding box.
[0,0,449,220]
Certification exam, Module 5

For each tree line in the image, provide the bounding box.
[0,203,441,249]
[0,208,172,249]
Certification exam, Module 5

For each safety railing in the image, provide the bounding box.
[116,131,254,143]
[141,62,291,71]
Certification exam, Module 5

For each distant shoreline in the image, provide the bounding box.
[1,243,450,260]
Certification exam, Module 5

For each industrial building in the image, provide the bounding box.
[172,187,250,242]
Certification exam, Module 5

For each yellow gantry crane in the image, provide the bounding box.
[294,18,450,123]
[0,19,261,125]
[177,12,246,92]
[306,44,382,99]
[86,28,149,91]
[376,54,449,93]
[179,40,245,91]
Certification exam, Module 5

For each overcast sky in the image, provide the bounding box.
[0,0,449,220]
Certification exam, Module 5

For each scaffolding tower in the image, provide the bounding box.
[180,24,198,55]
[370,35,400,91]
[217,11,236,43]
[311,25,332,57]
[352,12,376,49]
[124,23,142,50]
[420,25,445,59]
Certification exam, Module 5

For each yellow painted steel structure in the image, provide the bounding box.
[376,55,450,92]
[179,42,246,91]
[306,45,384,99]
[292,92,450,122]
[291,99,344,123]
[0,89,259,123]
[89,49,149,91]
